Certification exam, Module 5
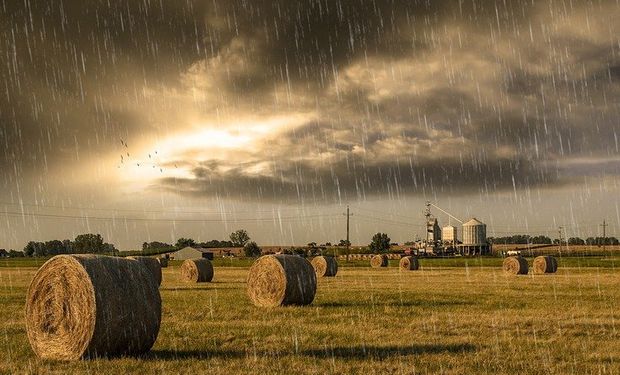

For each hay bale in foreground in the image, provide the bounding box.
[180,259,213,282]
[503,256,529,275]
[370,254,388,268]
[311,256,338,277]
[532,255,558,274]
[399,256,419,271]
[25,254,161,360]
[157,256,168,268]
[247,255,316,307]
[128,256,162,286]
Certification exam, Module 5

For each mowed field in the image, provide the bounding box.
[1,259,619,374]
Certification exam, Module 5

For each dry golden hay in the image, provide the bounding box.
[311,256,338,277]
[370,254,389,268]
[502,256,529,275]
[532,256,558,274]
[157,257,168,268]
[246,254,316,307]
[25,254,161,360]
[180,259,213,282]
[127,256,162,286]
[399,256,420,271]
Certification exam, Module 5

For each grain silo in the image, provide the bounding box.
[460,218,490,255]
[442,225,457,243]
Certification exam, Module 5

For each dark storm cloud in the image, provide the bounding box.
[157,154,559,203]
[199,0,541,91]
[0,0,208,177]
[155,0,620,200]
[1,0,619,202]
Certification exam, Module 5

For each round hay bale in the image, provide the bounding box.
[311,256,338,277]
[399,256,419,271]
[127,256,162,286]
[25,254,161,360]
[157,257,168,268]
[502,256,529,275]
[532,256,558,274]
[247,254,316,307]
[370,254,388,268]
[180,259,213,282]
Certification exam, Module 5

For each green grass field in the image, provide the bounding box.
[1,259,619,374]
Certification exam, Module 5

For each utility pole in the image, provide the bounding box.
[343,205,352,261]
[558,226,564,255]
[600,220,608,252]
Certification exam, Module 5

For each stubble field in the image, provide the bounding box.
[1,259,619,374]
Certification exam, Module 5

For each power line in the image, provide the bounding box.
[0,210,341,223]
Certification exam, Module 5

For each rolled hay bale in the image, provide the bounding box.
[370,254,389,268]
[157,256,168,268]
[532,256,558,274]
[25,254,161,360]
[311,256,338,277]
[127,256,162,286]
[502,256,529,275]
[180,259,213,282]
[247,255,316,307]
[399,256,420,271]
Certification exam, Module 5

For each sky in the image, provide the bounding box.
[1,0,619,250]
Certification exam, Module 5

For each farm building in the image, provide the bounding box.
[171,246,244,260]
[172,247,214,260]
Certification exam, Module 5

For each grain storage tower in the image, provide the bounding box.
[443,225,457,243]
[460,218,490,255]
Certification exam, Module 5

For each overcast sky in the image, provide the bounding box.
[1,0,619,250]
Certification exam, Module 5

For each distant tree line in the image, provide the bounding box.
[489,235,619,246]
[22,234,117,257]
[0,249,24,258]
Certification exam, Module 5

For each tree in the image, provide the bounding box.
[199,239,234,248]
[176,238,197,248]
[531,235,552,244]
[338,239,351,247]
[243,241,262,257]
[8,250,24,257]
[24,241,45,257]
[73,234,106,253]
[230,229,250,247]
[44,240,66,255]
[369,233,391,253]
[568,237,585,245]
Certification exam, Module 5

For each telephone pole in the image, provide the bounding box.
[600,220,608,252]
[558,226,564,254]
[343,205,352,260]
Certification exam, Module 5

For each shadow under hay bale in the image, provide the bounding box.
[311,255,338,277]
[181,259,213,282]
[532,255,558,274]
[247,254,316,307]
[25,254,161,360]
[399,256,419,271]
[502,256,528,275]
[370,254,388,268]
[128,256,162,286]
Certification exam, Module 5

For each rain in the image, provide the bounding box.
[0,0,619,373]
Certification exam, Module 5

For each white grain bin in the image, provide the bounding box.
[462,218,486,246]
